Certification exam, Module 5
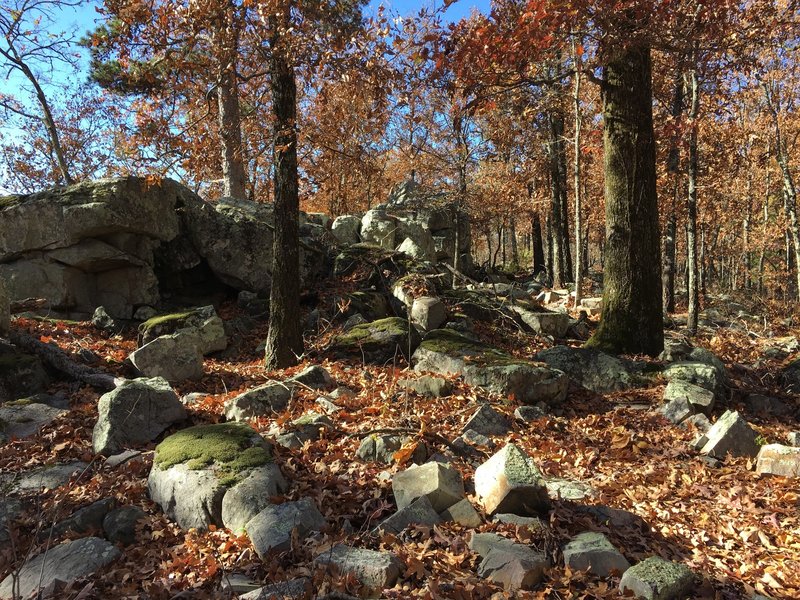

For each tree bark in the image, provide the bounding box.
[531,212,546,275]
[572,35,584,307]
[586,42,663,356]
[547,110,568,287]
[264,14,303,370]
[686,68,700,335]
[663,70,684,314]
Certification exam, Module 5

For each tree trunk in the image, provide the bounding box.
[663,70,684,314]
[758,151,771,294]
[547,111,568,287]
[686,68,700,335]
[545,214,553,281]
[586,42,663,356]
[510,216,519,266]
[572,35,583,307]
[532,213,545,275]
[264,19,303,369]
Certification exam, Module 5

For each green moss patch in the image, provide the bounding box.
[154,422,271,482]
[334,317,409,345]
[141,310,198,331]
[419,329,526,368]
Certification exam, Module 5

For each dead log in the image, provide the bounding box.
[8,330,119,391]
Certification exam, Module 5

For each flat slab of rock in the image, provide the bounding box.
[512,307,570,338]
[413,329,568,405]
[245,498,326,557]
[663,379,715,417]
[314,545,403,595]
[129,330,204,382]
[2,461,87,494]
[534,346,645,393]
[477,543,549,591]
[563,532,630,577]
[0,537,120,600]
[287,365,333,390]
[699,410,759,459]
[92,377,186,455]
[0,399,67,439]
[474,443,550,516]
[392,461,465,513]
[618,556,694,600]
[756,444,800,478]
[376,495,441,534]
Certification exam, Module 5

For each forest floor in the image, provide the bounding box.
[1,288,799,600]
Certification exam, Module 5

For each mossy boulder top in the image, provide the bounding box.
[148,422,288,532]
[330,317,422,364]
[412,329,568,406]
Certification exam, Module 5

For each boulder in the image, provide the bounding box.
[563,532,630,577]
[224,381,292,421]
[0,537,120,600]
[331,215,362,244]
[314,545,403,596]
[103,505,147,545]
[0,398,67,440]
[618,557,695,600]
[514,405,548,423]
[411,296,447,332]
[360,209,397,249]
[330,317,421,364]
[534,345,645,393]
[658,396,693,425]
[221,465,289,532]
[392,461,465,513]
[341,291,390,322]
[139,306,227,354]
[756,444,800,478]
[478,545,549,592]
[663,379,715,417]
[398,374,452,398]
[129,330,204,382]
[0,277,8,336]
[44,498,115,540]
[245,498,326,557]
[664,361,726,397]
[413,329,568,405]
[147,422,280,531]
[473,443,550,516]
[512,308,570,338]
[699,410,760,459]
[92,377,186,455]
[469,532,518,557]
[744,393,792,418]
[397,236,435,262]
[376,495,441,534]
[0,341,49,402]
[2,461,88,494]
[463,403,511,436]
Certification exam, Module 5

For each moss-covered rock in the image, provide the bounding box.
[330,317,421,364]
[413,329,568,406]
[341,291,390,321]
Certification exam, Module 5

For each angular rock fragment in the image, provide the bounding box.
[699,410,759,459]
[463,403,511,436]
[411,297,447,332]
[314,545,403,595]
[392,461,465,512]
[397,375,451,397]
[474,443,550,516]
[245,498,326,557]
[376,496,441,534]
[440,498,482,528]
[477,544,549,591]
[618,556,694,600]
[663,379,715,417]
[129,330,204,382]
[224,381,291,421]
[563,531,630,577]
[756,444,800,478]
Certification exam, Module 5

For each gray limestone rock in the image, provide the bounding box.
[618,556,695,600]
[474,443,550,516]
[224,381,292,421]
[221,464,289,532]
[0,537,120,600]
[534,345,645,393]
[440,498,482,528]
[663,379,715,417]
[356,434,426,465]
[463,403,511,436]
[103,505,147,545]
[129,330,204,382]
[245,498,326,557]
[658,396,693,425]
[3,461,88,494]
[398,375,452,397]
[376,495,441,534]
[0,399,67,440]
[477,545,549,591]
[392,461,465,513]
[331,317,421,364]
[331,215,362,245]
[514,405,548,423]
[512,308,570,338]
[92,377,186,455]
[700,410,760,459]
[411,296,447,332]
[563,531,630,577]
[756,444,800,478]
[287,365,333,390]
[314,545,403,596]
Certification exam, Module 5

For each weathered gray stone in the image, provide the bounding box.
[700,410,759,459]
[744,394,792,418]
[469,532,518,557]
[514,405,548,422]
[658,396,693,425]
[474,443,550,516]
[316,397,341,414]
[92,306,120,332]
[376,495,441,534]
[663,379,715,416]
[92,377,186,455]
[618,556,695,600]
[245,498,326,557]
[331,214,362,244]
[0,399,67,439]
[0,537,120,600]
[331,317,421,363]
[440,498,482,527]
[756,444,800,478]
[664,361,725,396]
[392,461,465,512]
[534,345,645,393]
[682,413,712,433]
[0,498,23,543]
[360,209,397,249]
[463,403,511,436]
[314,545,403,596]
[44,498,115,541]
[239,578,311,600]
[103,505,146,545]
[221,464,289,532]
[492,513,545,529]
[563,532,630,577]
[357,434,426,465]
[3,461,87,493]
[544,477,597,501]
[477,545,549,591]
[285,412,335,444]
[398,375,451,397]
[512,308,570,338]
[411,296,447,331]
[788,432,800,447]
[414,329,568,405]
[225,381,292,421]
[458,429,493,449]
[287,365,333,390]
[129,330,204,382]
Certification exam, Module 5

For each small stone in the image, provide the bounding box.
[473,443,550,516]
[492,514,545,530]
[618,556,695,600]
[104,450,143,468]
[288,365,333,390]
[514,405,548,423]
[700,410,760,459]
[756,444,800,478]
[477,545,549,591]
[314,545,403,595]
[459,429,494,448]
[218,572,262,595]
[245,498,326,558]
[392,461,465,512]
[398,375,452,397]
[440,498,482,528]
[469,532,517,557]
[238,578,310,599]
[658,396,693,425]
[681,413,711,433]
[411,296,447,332]
[329,386,355,401]
[224,381,291,421]
[463,403,511,436]
[92,306,120,332]
[376,496,441,534]
[563,531,630,577]
[315,397,341,414]
[663,379,715,416]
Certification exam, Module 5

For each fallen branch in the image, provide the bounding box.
[8,330,119,391]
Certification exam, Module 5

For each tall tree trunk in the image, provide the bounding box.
[547,111,567,287]
[686,67,700,335]
[572,35,584,307]
[510,216,519,267]
[532,213,546,275]
[545,214,553,281]
[264,17,303,369]
[663,70,684,314]
[743,167,752,289]
[586,42,663,356]
[759,149,771,294]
